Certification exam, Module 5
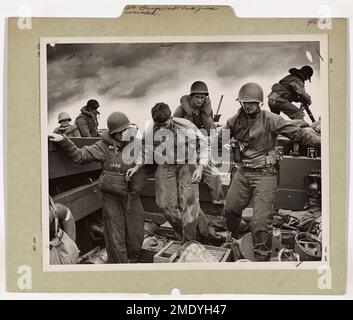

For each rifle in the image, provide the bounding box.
[300,103,316,123]
[213,94,223,123]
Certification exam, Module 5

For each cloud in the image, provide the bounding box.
[46,41,322,131]
[47,43,85,62]
[48,81,82,111]
[213,42,320,81]
[109,43,162,68]
[117,71,173,99]
[306,50,313,63]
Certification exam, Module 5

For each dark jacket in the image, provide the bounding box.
[268,74,311,105]
[53,124,81,137]
[75,106,99,137]
[224,109,321,168]
[57,131,143,195]
[173,95,215,134]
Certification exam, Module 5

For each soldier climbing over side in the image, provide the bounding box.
[173,81,225,215]
[268,65,314,120]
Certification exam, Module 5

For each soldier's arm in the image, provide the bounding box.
[76,117,92,137]
[134,127,155,165]
[202,97,216,131]
[177,120,209,167]
[216,118,234,144]
[57,136,106,164]
[198,132,210,167]
[290,78,312,105]
[273,116,321,147]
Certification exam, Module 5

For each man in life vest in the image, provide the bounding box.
[49,111,145,263]
[173,81,225,215]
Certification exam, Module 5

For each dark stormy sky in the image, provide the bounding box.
[46,41,322,132]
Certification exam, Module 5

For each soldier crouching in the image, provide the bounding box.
[127,103,222,244]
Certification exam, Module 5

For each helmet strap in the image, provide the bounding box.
[112,140,118,154]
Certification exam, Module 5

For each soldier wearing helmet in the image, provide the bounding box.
[174,81,215,132]
[268,65,314,120]
[223,82,321,261]
[49,111,145,264]
[75,99,101,137]
[53,112,81,137]
[173,81,225,214]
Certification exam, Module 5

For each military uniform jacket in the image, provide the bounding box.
[173,95,215,133]
[75,106,99,137]
[224,109,321,169]
[268,74,311,105]
[58,131,143,195]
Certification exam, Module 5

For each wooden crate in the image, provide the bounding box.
[153,240,181,263]
[153,240,232,263]
[139,237,169,263]
[158,222,176,238]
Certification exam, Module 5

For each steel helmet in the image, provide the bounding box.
[300,65,314,81]
[86,99,100,110]
[236,82,264,103]
[294,232,322,261]
[190,81,209,96]
[107,111,133,135]
[237,232,255,261]
[58,112,71,123]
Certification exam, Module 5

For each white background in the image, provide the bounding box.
[0,0,351,300]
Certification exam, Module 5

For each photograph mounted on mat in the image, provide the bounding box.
[5,5,347,294]
[41,35,328,271]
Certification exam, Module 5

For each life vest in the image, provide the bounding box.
[97,131,145,201]
[178,95,215,131]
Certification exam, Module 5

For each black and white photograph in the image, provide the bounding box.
[42,36,328,269]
